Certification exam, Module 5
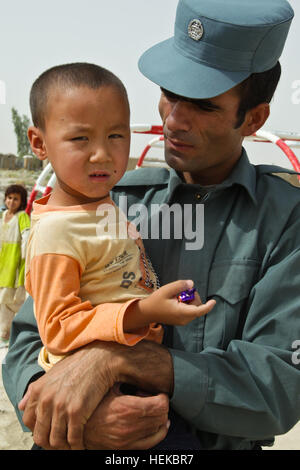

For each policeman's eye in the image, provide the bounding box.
[161,87,219,112]
[161,88,180,102]
[193,100,220,112]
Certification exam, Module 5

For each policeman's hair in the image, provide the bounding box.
[160,62,281,129]
[29,62,129,130]
[234,61,281,128]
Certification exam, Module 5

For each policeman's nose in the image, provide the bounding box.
[162,100,192,134]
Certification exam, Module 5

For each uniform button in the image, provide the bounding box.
[195,192,209,202]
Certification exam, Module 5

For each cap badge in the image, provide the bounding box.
[188,19,204,41]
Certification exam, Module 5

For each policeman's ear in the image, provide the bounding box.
[240,103,270,137]
[27,126,48,161]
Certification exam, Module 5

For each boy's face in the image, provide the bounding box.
[30,85,130,205]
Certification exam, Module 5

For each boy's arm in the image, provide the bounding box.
[28,253,162,356]
[124,280,216,332]
[2,296,171,448]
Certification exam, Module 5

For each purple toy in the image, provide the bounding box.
[177,288,196,303]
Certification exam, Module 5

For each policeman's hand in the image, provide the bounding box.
[84,384,170,449]
[18,342,118,450]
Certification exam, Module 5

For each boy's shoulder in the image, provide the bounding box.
[31,208,75,241]
[29,208,87,263]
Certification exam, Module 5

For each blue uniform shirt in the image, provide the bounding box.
[112,149,300,449]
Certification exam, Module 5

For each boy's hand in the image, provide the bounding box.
[139,280,216,327]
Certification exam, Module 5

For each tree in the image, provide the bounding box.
[11,107,34,157]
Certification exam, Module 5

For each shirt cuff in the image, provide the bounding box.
[115,298,150,346]
[16,366,44,432]
[169,349,209,421]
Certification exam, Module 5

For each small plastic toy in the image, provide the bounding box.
[177,288,196,303]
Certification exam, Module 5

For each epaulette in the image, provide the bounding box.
[256,164,300,188]
[115,167,170,187]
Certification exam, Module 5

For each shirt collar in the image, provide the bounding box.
[167,148,257,205]
[218,149,257,205]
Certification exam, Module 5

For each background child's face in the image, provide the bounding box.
[5,193,22,214]
[33,84,130,205]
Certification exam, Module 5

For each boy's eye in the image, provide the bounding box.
[109,134,123,139]
[71,136,88,141]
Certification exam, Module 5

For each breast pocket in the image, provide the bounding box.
[203,262,259,350]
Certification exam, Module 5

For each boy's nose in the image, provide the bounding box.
[89,147,111,163]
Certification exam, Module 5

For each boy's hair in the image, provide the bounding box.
[30,62,129,130]
[5,184,28,211]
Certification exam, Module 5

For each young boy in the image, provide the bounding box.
[26,63,215,372]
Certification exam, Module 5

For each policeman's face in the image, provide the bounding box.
[158,87,246,185]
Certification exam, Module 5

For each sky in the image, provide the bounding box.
[0,0,299,169]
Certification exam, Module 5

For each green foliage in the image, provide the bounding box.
[11,107,33,157]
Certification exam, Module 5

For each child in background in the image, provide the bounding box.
[0,185,30,348]
[26,63,215,372]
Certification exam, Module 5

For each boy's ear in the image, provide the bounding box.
[240,103,270,137]
[27,126,48,160]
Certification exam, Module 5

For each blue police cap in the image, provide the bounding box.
[138,0,294,99]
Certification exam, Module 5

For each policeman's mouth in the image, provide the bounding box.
[165,136,194,152]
